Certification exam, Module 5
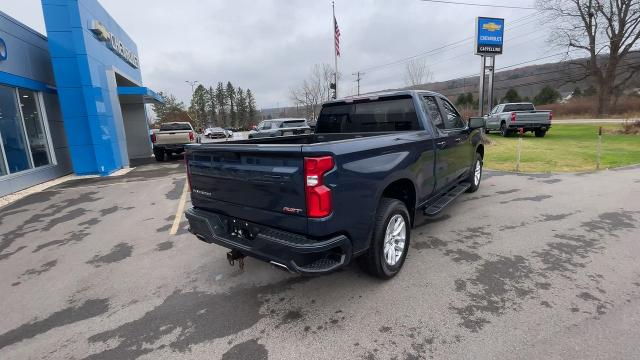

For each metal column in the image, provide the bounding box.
[487,56,495,112]
[478,56,486,116]
[478,55,496,116]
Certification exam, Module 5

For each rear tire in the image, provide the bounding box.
[466,152,483,193]
[359,198,411,279]
[535,129,547,137]
[500,122,510,137]
[153,148,165,162]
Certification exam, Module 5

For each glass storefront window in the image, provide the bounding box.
[0,85,30,173]
[0,85,54,176]
[18,89,51,167]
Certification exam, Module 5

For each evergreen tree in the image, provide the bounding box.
[189,84,207,130]
[226,81,236,128]
[235,87,248,129]
[455,94,468,107]
[247,89,257,124]
[214,82,227,127]
[503,88,521,103]
[205,86,217,127]
[464,92,475,108]
[533,86,561,105]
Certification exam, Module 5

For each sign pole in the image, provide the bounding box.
[487,56,495,112]
[478,56,485,116]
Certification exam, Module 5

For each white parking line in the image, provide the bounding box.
[170,180,189,235]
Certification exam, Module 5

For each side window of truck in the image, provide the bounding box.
[422,96,444,130]
[440,99,465,129]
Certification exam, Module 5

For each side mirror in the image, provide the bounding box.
[469,117,485,129]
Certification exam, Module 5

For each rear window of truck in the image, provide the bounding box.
[503,104,535,112]
[316,97,421,133]
[160,123,192,131]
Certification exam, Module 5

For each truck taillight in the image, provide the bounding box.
[185,153,192,191]
[304,156,334,218]
[151,133,157,143]
[511,112,516,123]
[189,131,195,141]
[549,111,553,122]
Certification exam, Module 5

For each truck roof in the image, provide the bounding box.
[324,89,443,105]
[264,118,307,122]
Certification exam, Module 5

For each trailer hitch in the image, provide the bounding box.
[226,250,246,270]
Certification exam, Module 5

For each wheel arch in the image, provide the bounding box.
[380,178,417,226]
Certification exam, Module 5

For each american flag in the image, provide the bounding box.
[334,15,341,57]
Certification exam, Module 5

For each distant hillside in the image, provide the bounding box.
[406,51,640,102]
[261,52,640,119]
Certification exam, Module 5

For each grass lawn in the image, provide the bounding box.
[484,123,640,173]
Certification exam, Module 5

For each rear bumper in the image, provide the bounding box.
[508,123,551,131]
[185,207,352,275]
[154,144,188,151]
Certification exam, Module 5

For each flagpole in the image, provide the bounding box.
[332,1,338,99]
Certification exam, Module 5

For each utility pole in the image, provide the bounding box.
[352,71,364,95]
[185,80,199,128]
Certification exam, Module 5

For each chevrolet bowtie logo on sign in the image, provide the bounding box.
[89,20,139,69]
[475,17,505,55]
[482,22,502,32]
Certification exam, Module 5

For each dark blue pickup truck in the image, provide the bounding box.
[185,90,485,279]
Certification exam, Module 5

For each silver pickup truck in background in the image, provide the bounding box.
[485,103,552,137]
[151,122,197,161]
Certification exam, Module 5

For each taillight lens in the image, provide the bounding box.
[188,131,195,141]
[151,133,157,143]
[549,111,553,122]
[185,153,192,191]
[511,112,516,123]
[304,156,334,218]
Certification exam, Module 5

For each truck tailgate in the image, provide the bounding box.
[156,130,192,145]
[187,145,306,220]
[515,112,551,124]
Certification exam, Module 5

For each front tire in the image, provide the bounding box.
[359,198,411,279]
[466,152,483,193]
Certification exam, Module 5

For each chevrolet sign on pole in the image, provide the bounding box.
[475,17,504,55]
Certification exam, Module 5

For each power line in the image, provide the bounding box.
[353,11,544,74]
[419,0,537,10]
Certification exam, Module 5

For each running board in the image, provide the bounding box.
[423,182,471,216]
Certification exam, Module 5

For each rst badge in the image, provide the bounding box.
[282,207,303,214]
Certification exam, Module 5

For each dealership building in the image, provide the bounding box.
[0,0,161,196]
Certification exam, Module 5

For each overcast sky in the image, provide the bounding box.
[4,0,553,109]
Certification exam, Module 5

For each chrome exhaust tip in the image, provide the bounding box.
[269,261,292,273]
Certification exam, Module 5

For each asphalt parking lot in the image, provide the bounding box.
[1,160,639,359]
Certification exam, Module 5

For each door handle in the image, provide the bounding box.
[436,141,446,149]
[455,137,463,142]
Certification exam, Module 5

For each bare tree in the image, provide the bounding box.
[537,0,640,115]
[290,63,339,121]
[404,58,433,87]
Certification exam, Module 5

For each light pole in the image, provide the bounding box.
[185,80,199,129]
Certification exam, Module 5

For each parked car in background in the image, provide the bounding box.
[151,122,196,161]
[204,127,231,139]
[485,102,552,137]
[185,90,485,278]
[248,118,312,139]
